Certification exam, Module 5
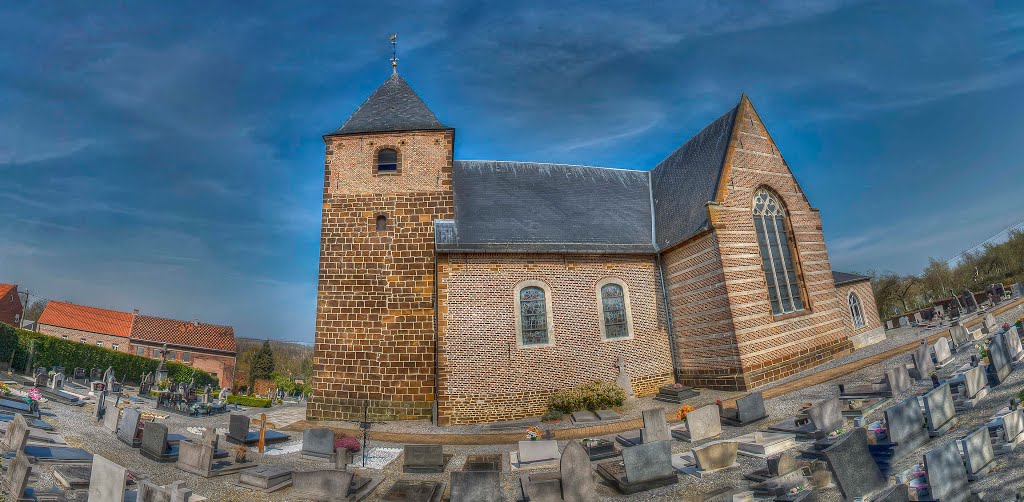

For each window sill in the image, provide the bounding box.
[772,309,811,322]
[517,341,556,350]
[600,335,634,343]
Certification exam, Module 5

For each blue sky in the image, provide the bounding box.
[2,2,1022,342]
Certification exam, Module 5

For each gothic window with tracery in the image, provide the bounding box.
[849,292,865,328]
[753,188,804,315]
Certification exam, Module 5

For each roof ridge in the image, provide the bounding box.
[456,159,641,172]
[134,313,232,330]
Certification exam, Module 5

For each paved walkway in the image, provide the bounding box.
[281,297,1024,445]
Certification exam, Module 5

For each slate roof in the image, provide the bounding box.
[131,315,237,353]
[37,301,133,338]
[832,271,871,286]
[331,73,450,136]
[650,105,739,250]
[437,161,655,253]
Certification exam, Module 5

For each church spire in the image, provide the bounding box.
[390,33,398,74]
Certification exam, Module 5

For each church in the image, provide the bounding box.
[310,67,884,425]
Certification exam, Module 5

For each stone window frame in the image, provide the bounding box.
[513,280,556,349]
[751,185,811,319]
[595,277,634,341]
[372,144,403,176]
[848,291,866,329]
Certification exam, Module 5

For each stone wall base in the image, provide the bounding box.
[849,327,887,349]
[306,397,433,422]
[676,337,854,391]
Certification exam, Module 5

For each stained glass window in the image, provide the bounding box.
[753,189,804,315]
[849,292,865,328]
[519,286,549,345]
[600,283,628,339]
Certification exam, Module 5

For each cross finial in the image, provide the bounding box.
[390,33,398,73]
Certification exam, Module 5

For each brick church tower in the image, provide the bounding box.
[309,70,454,421]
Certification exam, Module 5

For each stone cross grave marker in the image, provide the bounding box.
[640,408,670,443]
[615,355,634,398]
[301,428,335,461]
[923,383,956,436]
[924,440,970,502]
[821,428,885,501]
[88,454,128,502]
[960,426,995,480]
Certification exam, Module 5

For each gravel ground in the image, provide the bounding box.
[21,302,1024,501]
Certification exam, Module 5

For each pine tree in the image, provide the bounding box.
[250,340,276,383]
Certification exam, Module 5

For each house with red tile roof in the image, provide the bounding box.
[36,301,236,387]
[0,284,24,327]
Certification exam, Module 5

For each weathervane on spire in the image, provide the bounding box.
[390,33,398,73]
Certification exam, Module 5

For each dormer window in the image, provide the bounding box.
[376,148,398,172]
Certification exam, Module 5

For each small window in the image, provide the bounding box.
[136,346,144,356]
[182,351,191,363]
[167,350,176,361]
[376,215,388,232]
[376,148,398,172]
[96,341,103,347]
[80,338,86,343]
[598,281,630,339]
[154,349,162,359]
[849,292,866,329]
[515,282,553,347]
[61,335,68,340]
[112,343,119,351]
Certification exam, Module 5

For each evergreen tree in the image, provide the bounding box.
[250,340,276,383]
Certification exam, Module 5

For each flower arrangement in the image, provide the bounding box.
[526,426,541,441]
[976,343,989,359]
[233,445,247,462]
[827,428,845,438]
[675,405,696,421]
[672,383,684,389]
[26,388,41,402]
[0,382,10,395]
[334,435,362,453]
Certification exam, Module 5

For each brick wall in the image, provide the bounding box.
[310,130,454,422]
[836,280,883,335]
[37,324,130,352]
[129,342,236,388]
[0,287,22,326]
[435,253,673,425]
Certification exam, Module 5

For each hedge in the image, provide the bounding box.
[0,323,216,387]
[548,381,626,414]
[226,395,271,408]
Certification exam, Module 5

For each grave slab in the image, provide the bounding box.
[821,428,885,501]
[922,383,957,437]
[960,426,995,481]
[236,465,293,493]
[403,444,448,474]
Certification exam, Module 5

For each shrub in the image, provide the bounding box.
[226,395,271,408]
[541,408,564,422]
[548,381,626,414]
[0,323,216,387]
[334,434,361,452]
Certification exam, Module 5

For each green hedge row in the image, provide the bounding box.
[0,323,216,387]
[226,395,271,407]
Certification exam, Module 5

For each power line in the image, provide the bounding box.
[945,217,1024,266]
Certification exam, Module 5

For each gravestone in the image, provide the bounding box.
[5,450,32,500]
[924,441,971,502]
[90,368,101,382]
[923,383,957,436]
[987,333,1012,386]
[722,392,767,426]
[914,312,924,324]
[177,439,245,478]
[89,454,128,502]
[622,440,675,486]
[963,365,988,400]
[116,408,142,446]
[141,422,176,462]
[1006,326,1024,361]
[218,388,230,402]
[886,365,912,394]
[517,440,559,465]
[94,390,106,421]
[49,372,65,390]
[933,337,953,366]
[382,480,442,502]
[950,325,972,349]
[290,470,354,502]
[34,370,47,388]
[821,429,885,501]
[692,440,738,471]
[899,316,909,327]
[238,465,292,492]
[1014,283,1024,298]
[960,426,995,480]
[807,397,844,436]
[884,395,928,461]
[767,451,797,477]
[559,441,595,502]
[640,408,670,443]
[910,340,934,379]
[873,484,910,502]
[614,356,635,398]
[672,404,721,442]
[1,414,31,452]
[403,444,445,473]
[301,428,335,461]
[984,313,998,333]
[1003,408,1024,445]
[104,406,120,433]
[227,414,251,442]
[72,367,85,381]
[450,471,500,502]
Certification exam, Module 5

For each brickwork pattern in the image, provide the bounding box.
[38,324,130,352]
[435,254,674,424]
[835,281,882,336]
[0,286,22,326]
[310,130,454,422]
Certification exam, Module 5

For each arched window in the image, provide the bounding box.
[375,215,387,232]
[376,148,398,172]
[515,282,552,347]
[597,279,632,340]
[848,292,865,328]
[752,188,804,315]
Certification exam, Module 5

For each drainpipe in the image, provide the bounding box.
[432,248,439,425]
[656,254,679,383]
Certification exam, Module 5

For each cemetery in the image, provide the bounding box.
[0,296,1020,500]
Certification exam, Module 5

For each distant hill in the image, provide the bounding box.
[235,337,314,386]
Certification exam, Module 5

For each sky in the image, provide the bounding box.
[1,1,1023,342]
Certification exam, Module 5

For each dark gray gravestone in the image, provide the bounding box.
[90,368,101,382]
[692,441,738,471]
[886,365,912,394]
[988,333,1012,385]
[140,422,175,462]
[640,408,670,443]
[301,428,335,460]
[559,441,595,502]
[807,397,844,435]
[821,428,884,500]
[73,368,85,381]
[922,383,957,436]
[116,408,141,446]
[884,395,928,461]
[228,414,250,442]
[449,471,500,502]
[960,426,995,480]
[88,454,128,502]
[291,470,353,501]
[93,391,106,422]
[924,440,971,502]
[623,440,674,484]
[963,365,988,399]
[403,444,445,473]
